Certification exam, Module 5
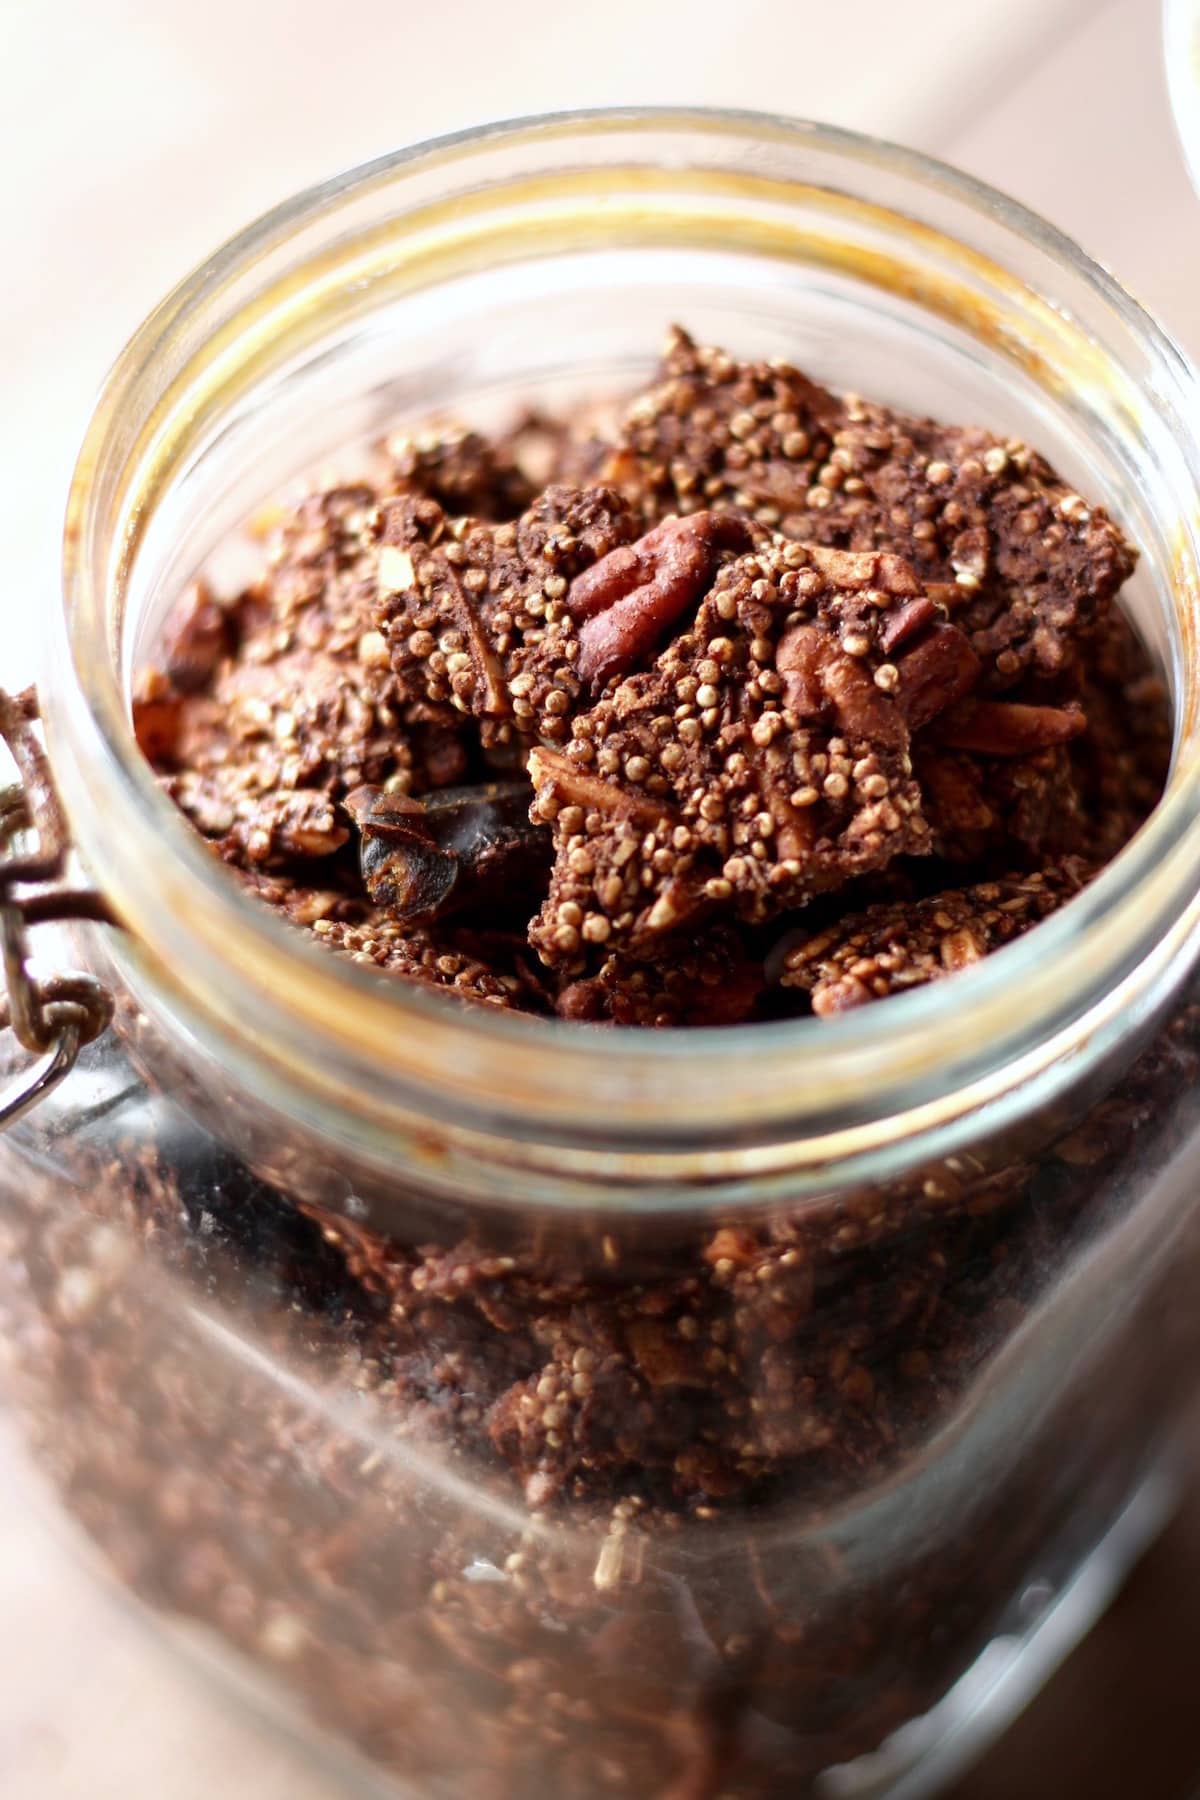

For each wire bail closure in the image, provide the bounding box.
[0,688,115,1129]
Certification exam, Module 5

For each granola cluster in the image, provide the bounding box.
[136,328,1164,1024]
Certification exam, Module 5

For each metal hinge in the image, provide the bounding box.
[0,688,115,1129]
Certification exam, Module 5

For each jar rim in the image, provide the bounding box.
[50,106,1200,1190]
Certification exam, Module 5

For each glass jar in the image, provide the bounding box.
[4,109,1200,1800]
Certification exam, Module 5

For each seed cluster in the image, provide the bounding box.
[604,326,1136,687]
[527,541,971,965]
[556,926,763,1027]
[780,857,1093,1014]
[375,485,639,747]
[311,915,528,1008]
[134,486,463,866]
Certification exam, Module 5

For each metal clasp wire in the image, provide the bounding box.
[0,688,115,1129]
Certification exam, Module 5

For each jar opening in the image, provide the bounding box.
[50,109,1200,1195]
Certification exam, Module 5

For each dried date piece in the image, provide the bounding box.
[346,781,550,925]
[606,328,1135,687]
[138,486,469,868]
[527,540,978,965]
[778,857,1093,1014]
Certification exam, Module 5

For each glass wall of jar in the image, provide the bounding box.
[2,112,1200,1800]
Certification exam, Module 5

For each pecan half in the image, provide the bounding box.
[570,512,752,686]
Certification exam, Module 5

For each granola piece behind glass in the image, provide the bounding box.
[228,866,542,1011]
[527,540,981,966]
[778,857,1093,1015]
[232,865,374,928]
[606,328,1136,689]
[136,485,469,868]
[1066,607,1172,862]
[311,913,537,1011]
[916,741,1085,866]
[555,926,765,1027]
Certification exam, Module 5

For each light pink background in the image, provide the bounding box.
[0,0,1196,1791]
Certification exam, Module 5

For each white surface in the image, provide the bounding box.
[1,0,1199,1794]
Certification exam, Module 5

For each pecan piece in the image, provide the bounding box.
[895,626,982,732]
[570,511,753,685]
[936,699,1086,756]
[878,595,936,655]
[778,857,1093,1014]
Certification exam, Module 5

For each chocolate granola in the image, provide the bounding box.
[8,330,1180,1799]
[133,328,1159,1017]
